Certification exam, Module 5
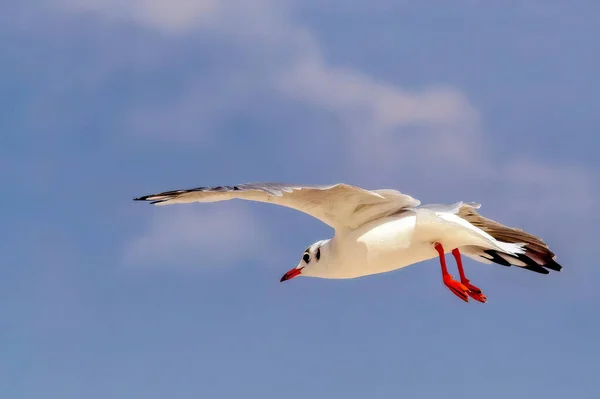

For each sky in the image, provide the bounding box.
[2,0,599,397]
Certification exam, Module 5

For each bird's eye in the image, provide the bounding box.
[303,253,310,263]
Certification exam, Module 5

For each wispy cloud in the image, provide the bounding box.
[123,203,282,269]
[57,0,480,167]
[57,0,283,35]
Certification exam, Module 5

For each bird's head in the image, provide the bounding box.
[280,240,330,282]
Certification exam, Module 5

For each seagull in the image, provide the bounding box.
[134,183,562,303]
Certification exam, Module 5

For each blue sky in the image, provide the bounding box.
[2,1,599,397]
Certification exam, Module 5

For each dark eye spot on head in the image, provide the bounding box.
[316,247,321,261]
[303,253,310,263]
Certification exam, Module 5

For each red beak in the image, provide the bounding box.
[280,267,303,282]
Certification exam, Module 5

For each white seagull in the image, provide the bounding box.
[134,183,562,303]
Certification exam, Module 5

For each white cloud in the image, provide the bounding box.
[57,0,220,34]
[275,48,483,169]
[57,0,285,36]
[124,203,282,269]
[57,0,482,168]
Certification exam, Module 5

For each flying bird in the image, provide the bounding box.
[134,183,562,303]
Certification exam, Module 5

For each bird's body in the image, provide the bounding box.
[335,216,462,279]
[297,205,523,280]
[134,182,562,302]
[323,213,433,279]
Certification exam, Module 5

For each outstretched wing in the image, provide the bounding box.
[134,182,420,231]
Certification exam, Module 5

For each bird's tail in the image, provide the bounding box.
[458,204,562,274]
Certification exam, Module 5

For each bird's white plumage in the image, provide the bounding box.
[134,182,562,280]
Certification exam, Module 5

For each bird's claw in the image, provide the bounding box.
[443,275,470,302]
[461,279,487,303]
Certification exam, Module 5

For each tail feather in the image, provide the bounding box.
[458,204,562,274]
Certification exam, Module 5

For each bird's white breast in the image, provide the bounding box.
[327,213,439,279]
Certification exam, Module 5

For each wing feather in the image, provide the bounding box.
[457,204,563,273]
[134,182,420,230]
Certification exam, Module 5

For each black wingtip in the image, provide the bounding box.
[545,258,563,272]
[133,195,163,203]
[483,250,563,275]
[483,250,512,267]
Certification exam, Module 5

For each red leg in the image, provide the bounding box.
[451,248,487,303]
[434,243,470,302]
